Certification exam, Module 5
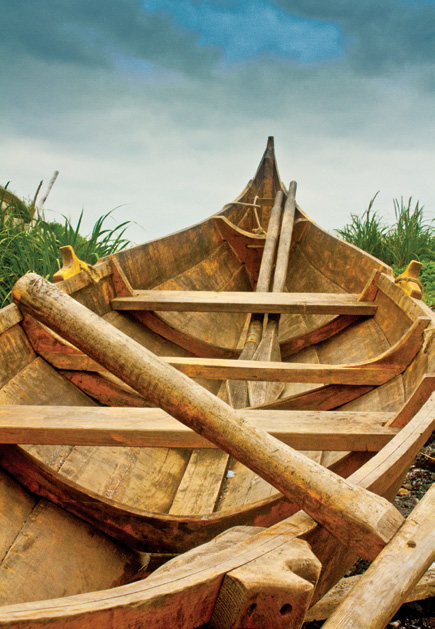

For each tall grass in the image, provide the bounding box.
[386,198,434,267]
[0,195,131,306]
[336,194,434,304]
[335,193,388,262]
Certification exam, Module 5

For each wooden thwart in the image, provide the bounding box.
[39,353,400,385]
[166,357,398,385]
[0,406,398,451]
[13,273,404,561]
[111,291,378,315]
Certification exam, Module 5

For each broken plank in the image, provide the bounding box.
[0,406,397,452]
[111,291,378,315]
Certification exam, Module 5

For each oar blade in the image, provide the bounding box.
[248,319,285,407]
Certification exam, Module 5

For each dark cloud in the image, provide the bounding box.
[275,0,435,76]
[0,0,219,75]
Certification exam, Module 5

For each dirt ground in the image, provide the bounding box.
[303,435,434,629]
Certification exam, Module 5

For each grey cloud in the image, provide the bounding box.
[0,0,219,75]
[275,0,435,76]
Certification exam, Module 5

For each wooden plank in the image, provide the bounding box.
[111,291,378,315]
[164,357,398,385]
[256,384,374,411]
[280,314,359,359]
[0,406,397,452]
[39,351,399,385]
[33,352,399,386]
[169,450,228,515]
[387,374,435,427]
[61,370,152,407]
[306,566,435,622]
[0,324,36,389]
[0,498,141,607]
[323,485,435,629]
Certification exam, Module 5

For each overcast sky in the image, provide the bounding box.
[1,0,434,243]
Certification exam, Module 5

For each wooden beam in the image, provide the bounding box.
[0,406,398,451]
[111,291,378,315]
[165,357,398,385]
[34,343,400,387]
[13,273,404,561]
[29,352,399,386]
[323,485,435,629]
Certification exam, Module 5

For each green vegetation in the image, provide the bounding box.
[336,194,434,305]
[0,185,131,306]
[1,182,433,308]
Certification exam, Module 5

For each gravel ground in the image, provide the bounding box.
[303,436,434,629]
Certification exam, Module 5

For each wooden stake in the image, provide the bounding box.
[13,273,404,560]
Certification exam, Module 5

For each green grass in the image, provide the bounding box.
[336,194,434,305]
[0,189,131,306]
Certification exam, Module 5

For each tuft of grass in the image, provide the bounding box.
[0,200,131,306]
[336,194,434,306]
[385,198,434,267]
[335,192,388,262]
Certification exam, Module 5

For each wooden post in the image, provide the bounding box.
[13,273,404,560]
[322,484,435,629]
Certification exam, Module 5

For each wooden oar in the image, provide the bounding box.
[13,273,404,560]
[227,189,284,408]
[323,484,435,629]
[249,180,297,407]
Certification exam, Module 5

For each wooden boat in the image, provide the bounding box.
[0,137,433,627]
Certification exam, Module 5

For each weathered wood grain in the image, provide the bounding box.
[0,406,397,451]
[13,273,404,560]
[111,291,378,315]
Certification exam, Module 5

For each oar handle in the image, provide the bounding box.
[256,190,284,293]
[237,189,284,352]
[272,180,297,293]
[13,274,403,561]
